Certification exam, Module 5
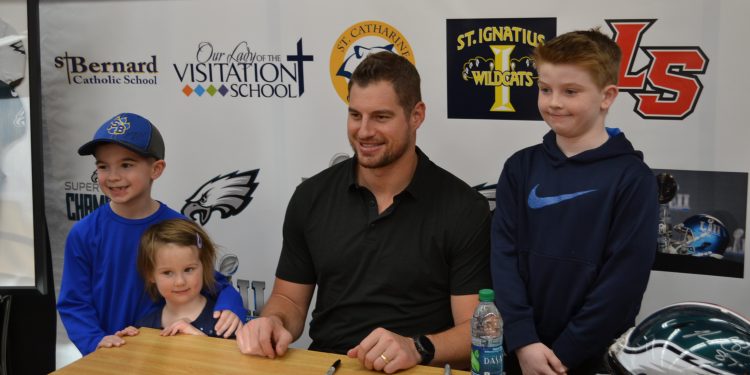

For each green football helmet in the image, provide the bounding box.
[607,302,750,375]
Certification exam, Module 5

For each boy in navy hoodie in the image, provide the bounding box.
[491,29,657,375]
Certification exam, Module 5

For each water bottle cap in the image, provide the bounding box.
[478,289,495,302]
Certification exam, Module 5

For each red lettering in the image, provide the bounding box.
[606,19,709,119]
[607,20,654,90]
[634,48,708,119]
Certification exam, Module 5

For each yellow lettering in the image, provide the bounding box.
[525,72,535,87]
[457,34,466,51]
[468,26,545,47]
[470,70,486,85]
[508,26,516,42]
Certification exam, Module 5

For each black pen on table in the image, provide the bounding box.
[326,359,341,375]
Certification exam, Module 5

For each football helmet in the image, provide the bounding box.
[670,214,729,258]
[607,302,750,375]
[655,173,677,204]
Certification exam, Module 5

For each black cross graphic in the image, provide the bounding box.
[286,38,314,96]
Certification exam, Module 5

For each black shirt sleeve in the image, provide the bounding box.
[276,184,317,284]
[448,193,492,295]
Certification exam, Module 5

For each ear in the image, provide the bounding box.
[410,101,426,131]
[150,159,166,180]
[600,84,619,111]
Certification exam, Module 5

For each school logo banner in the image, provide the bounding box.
[446,18,556,121]
[330,20,415,104]
[173,39,313,99]
[53,52,158,86]
[607,19,709,120]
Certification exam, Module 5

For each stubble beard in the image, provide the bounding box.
[351,140,409,170]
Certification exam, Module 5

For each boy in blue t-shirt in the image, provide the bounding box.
[57,113,245,355]
[491,29,658,374]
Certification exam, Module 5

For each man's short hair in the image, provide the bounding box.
[348,52,421,114]
[533,27,622,88]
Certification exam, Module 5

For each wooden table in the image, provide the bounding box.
[53,328,469,374]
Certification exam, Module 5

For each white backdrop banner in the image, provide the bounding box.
[39,0,750,362]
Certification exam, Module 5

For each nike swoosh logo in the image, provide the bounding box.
[527,184,596,209]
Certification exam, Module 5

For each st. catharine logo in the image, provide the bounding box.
[107,115,130,135]
[330,20,415,104]
[446,18,556,121]
[607,19,709,120]
[173,39,313,99]
[182,169,259,225]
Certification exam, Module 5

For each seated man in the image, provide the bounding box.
[235,52,491,373]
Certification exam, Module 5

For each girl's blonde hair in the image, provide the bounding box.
[137,218,217,300]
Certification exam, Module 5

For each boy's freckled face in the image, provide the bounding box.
[93,143,161,209]
[536,62,613,140]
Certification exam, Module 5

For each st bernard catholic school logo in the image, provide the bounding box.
[446,18,556,121]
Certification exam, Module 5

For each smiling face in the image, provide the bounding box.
[151,243,204,307]
[94,143,164,215]
[347,80,423,170]
[536,62,617,142]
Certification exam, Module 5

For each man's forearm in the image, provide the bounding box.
[260,293,308,341]
[426,318,472,368]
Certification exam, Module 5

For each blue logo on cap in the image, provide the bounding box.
[107,115,130,135]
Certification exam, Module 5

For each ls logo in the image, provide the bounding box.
[607,19,709,120]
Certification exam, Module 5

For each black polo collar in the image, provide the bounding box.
[346,147,432,201]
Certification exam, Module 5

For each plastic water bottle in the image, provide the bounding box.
[471,289,503,375]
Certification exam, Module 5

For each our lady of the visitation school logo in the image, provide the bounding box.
[446,18,556,121]
[329,20,415,104]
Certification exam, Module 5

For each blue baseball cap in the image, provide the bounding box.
[78,112,165,160]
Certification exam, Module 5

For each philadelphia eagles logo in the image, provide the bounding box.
[182,169,259,225]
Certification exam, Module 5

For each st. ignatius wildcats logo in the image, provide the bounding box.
[446,18,556,121]
[182,169,259,225]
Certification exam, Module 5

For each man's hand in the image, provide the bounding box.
[161,319,206,336]
[346,328,422,374]
[213,309,242,338]
[516,342,567,375]
[236,315,293,359]
[95,326,139,350]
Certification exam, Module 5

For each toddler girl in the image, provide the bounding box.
[134,218,234,338]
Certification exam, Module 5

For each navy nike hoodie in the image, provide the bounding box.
[491,128,658,370]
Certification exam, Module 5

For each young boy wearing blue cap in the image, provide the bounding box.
[57,113,245,355]
[491,29,658,374]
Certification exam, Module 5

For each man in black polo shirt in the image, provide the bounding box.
[236,52,490,373]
